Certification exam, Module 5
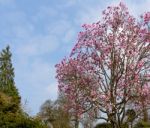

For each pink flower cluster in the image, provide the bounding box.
[56,2,150,121]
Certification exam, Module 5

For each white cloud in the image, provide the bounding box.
[62,0,77,7]
[126,0,150,17]
[46,20,72,36]
[45,82,58,100]
[75,5,102,24]
[12,24,34,39]
[7,4,77,115]
[33,6,58,23]
[0,0,15,5]
[74,0,150,25]
[63,28,76,43]
[15,58,56,87]
[15,34,59,57]
[14,57,57,115]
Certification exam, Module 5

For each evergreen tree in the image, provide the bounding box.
[0,46,20,107]
[0,46,47,128]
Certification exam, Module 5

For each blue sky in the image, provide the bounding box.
[0,0,149,115]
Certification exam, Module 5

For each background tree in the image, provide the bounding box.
[38,95,73,128]
[126,109,136,128]
[56,2,150,128]
[80,112,96,128]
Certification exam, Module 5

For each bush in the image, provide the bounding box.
[0,92,47,128]
[134,121,150,128]
[95,123,128,128]
[95,123,112,128]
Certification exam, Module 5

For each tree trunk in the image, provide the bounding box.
[142,100,148,122]
[75,120,79,128]
[143,108,148,122]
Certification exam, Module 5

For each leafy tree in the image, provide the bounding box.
[38,96,73,128]
[56,2,150,128]
[39,100,56,123]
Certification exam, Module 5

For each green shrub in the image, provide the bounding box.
[95,123,112,128]
[134,121,150,128]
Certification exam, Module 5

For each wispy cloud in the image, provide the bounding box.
[46,82,58,99]
[0,0,15,5]
[16,35,59,56]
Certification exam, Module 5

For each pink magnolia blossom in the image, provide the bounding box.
[56,2,150,127]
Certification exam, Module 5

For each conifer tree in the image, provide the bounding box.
[0,46,20,110]
[0,46,47,128]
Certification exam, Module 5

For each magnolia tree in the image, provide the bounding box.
[56,2,150,128]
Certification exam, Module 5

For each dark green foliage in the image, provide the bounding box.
[0,112,47,128]
[0,46,20,106]
[134,121,150,128]
[120,123,128,128]
[126,109,136,123]
[94,123,129,128]
[0,46,22,126]
[0,46,47,128]
[0,91,47,128]
[95,123,112,128]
